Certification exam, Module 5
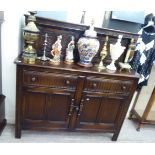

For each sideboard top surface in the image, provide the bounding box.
[18,15,140,80]
[15,56,139,79]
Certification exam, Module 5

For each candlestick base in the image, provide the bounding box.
[119,62,131,72]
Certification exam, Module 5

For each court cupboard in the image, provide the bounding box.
[15,14,139,141]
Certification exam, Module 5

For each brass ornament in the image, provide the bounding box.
[119,38,136,72]
[97,36,108,69]
[22,11,40,64]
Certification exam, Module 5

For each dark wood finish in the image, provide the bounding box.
[15,57,139,140]
[0,12,6,135]
[0,94,6,135]
[129,87,155,131]
[0,11,7,135]
[15,16,139,141]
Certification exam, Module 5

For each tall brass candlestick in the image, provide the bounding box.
[124,38,135,63]
[98,36,109,69]
[119,38,135,72]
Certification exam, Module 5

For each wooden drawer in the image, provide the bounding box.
[84,77,133,94]
[23,70,78,89]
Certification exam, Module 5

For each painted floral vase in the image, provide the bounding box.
[77,21,100,67]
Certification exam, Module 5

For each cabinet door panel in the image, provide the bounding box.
[47,93,73,122]
[97,97,124,123]
[79,97,101,122]
[76,93,125,131]
[45,92,74,129]
[23,91,46,120]
[22,88,75,130]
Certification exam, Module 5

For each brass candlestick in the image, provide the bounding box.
[40,33,50,61]
[98,36,108,69]
[119,38,135,72]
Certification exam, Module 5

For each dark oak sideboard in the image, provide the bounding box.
[15,15,140,141]
[15,57,139,141]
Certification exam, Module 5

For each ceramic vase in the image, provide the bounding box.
[77,37,99,67]
[77,20,100,67]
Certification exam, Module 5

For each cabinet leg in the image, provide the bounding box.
[0,119,7,135]
[111,133,118,141]
[15,127,21,138]
[128,112,134,120]
[136,123,143,131]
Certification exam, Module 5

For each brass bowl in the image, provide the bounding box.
[23,30,39,42]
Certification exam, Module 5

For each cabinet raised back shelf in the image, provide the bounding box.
[15,15,139,141]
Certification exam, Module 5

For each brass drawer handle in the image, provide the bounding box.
[81,99,84,102]
[66,80,70,85]
[93,83,97,88]
[122,86,127,90]
[86,98,90,101]
[31,77,36,82]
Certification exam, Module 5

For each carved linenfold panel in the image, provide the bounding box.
[23,91,46,120]
[46,93,72,122]
[78,96,101,123]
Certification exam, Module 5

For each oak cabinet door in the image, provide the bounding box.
[22,91,46,121]
[22,88,75,130]
[75,92,126,132]
[46,92,75,129]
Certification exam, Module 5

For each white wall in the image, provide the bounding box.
[66,11,105,27]
[1,11,25,124]
[37,11,105,28]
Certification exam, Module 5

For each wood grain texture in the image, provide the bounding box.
[15,16,139,141]
[15,58,139,141]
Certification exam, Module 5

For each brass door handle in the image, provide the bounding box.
[93,83,97,88]
[68,98,74,116]
[31,77,36,82]
[68,99,79,116]
[71,105,79,111]
[66,80,70,84]
[86,98,90,101]
[78,98,84,116]
[122,85,127,90]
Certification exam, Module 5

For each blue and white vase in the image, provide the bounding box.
[77,21,100,67]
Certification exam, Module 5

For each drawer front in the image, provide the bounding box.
[84,77,133,94]
[23,70,78,89]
